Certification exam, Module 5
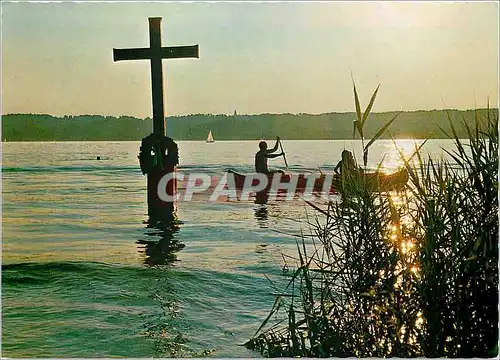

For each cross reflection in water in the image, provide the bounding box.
[137,215,185,266]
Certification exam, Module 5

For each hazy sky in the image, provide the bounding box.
[1,1,498,117]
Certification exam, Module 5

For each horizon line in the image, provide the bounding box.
[2,107,498,119]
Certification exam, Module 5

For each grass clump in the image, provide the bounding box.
[245,87,498,357]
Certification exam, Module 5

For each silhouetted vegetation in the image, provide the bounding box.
[245,87,498,357]
[2,109,498,141]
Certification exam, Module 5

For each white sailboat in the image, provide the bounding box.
[206,130,214,143]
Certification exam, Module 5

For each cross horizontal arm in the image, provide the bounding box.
[160,45,199,59]
[113,48,152,62]
[113,45,199,62]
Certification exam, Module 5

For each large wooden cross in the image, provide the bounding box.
[113,17,198,136]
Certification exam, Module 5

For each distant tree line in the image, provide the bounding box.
[1,109,497,141]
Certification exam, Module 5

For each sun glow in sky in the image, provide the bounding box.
[1,1,498,117]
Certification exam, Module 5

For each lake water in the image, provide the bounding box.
[1,139,457,357]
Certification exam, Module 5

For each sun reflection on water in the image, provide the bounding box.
[379,139,424,171]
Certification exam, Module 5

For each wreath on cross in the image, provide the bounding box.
[138,134,179,175]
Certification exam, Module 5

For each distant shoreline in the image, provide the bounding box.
[2,109,497,141]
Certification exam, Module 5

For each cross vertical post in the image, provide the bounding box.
[148,17,166,136]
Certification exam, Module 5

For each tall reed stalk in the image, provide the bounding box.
[245,87,498,357]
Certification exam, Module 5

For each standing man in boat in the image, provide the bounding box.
[255,137,285,174]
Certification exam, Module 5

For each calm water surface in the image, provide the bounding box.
[1,140,456,357]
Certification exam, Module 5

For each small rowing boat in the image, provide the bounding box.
[227,168,409,194]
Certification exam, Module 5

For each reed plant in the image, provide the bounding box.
[245,87,498,357]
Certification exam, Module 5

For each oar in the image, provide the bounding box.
[278,139,289,169]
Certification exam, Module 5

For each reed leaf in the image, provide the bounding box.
[361,84,380,127]
[251,296,283,338]
[365,112,400,151]
[353,83,364,139]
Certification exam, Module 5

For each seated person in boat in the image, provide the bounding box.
[255,137,285,174]
[334,150,362,176]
